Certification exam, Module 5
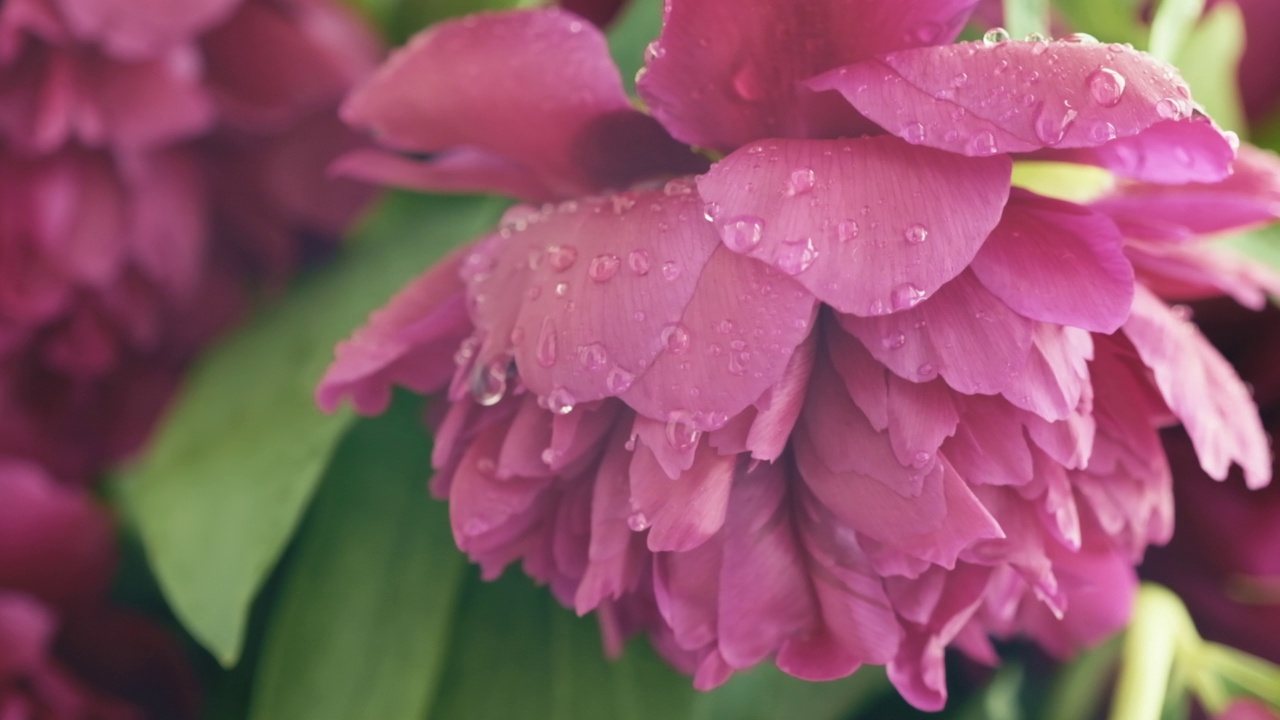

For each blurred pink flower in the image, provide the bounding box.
[319,4,1279,709]
[0,0,380,480]
[1210,0,1280,125]
[0,459,199,719]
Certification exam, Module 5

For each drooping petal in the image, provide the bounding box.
[945,395,1035,487]
[839,271,1034,395]
[811,39,1235,182]
[636,0,978,152]
[1001,325,1093,421]
[743,329,817,461]
[886,374,959,470]
[1046,115,1236,184]
[1127,240,1280,311]
[697,136,1011,316]
[630,438,735,552]
[970,189,1133,333]
[1123,286,1272,488]
[340,9,700,201]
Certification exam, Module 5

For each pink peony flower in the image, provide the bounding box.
[319,3,1280,709]
[0,0,379,480]
[0,459,199,719]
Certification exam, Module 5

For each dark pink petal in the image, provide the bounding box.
[449,425,551,556]
[812,39,1234,182]
[0,593,56,677]
[839,271,1034,395]
[1123,287,1272,488]
[886,375,959,470]
[653,539,722,651]
[697,136,1011,316]
[495,396,554,479]
[332,147,550,201]
[630,439,735,552]
[945,396,1034,487]
[341,9,700,201]
[743,329,817,461]
[317,245,473,414]
[1127,240,1280,311]
[1046,116,1236,184]
[468,190,816,431]
[576,423,647,613]
[52,0,238,58]
[637,0,978,152]
[971,190,1133,333]
[1091,144,1280,241]
[827,325,889,430]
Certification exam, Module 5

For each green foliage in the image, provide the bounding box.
[1148,0,1207,63]
[343,0,542,43]
[1172,2,1246,134]
[1002,0,1050,39]
[119,193,504,665]
[607,0,663,96]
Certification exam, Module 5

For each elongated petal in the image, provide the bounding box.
[811,39,1235,182]
[637,0,977,152]
[839,271,1034,395]
[341,9,699,201]
[1124,287,1271,488]
[971,190,1133,333]
[697,136,1011,316]
[1127,240,1280,310]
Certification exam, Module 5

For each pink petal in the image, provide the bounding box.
[811,39,1235,182]
[1091,143,1280,241]
[468,189,816,431]
[629,439,735,552]
[971,190,1133,333]
[653,540,722,651]
[945,395,1035,487]
[495,395,554,479]
[826,324,890,431]
[743,329,817,461]
[839,270,1034,395]
[1127,240,1280,310]
[1001,325,1093,421]
[886,374,959,470]
[449,425,551,553]
[317,244,474,414]
[697,136,1011,316]
[636,0,977,152]
[332,147,564,202]
[1124,286,1272,488]
[341,9,699,201]
[576,424,647,613]
[52,0,238,58]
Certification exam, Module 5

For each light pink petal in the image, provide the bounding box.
[468,189,816,431]
[811,40,1235,182]
[697,136,1011,316]
[317,245,474,414]
[971,190,1133,333]
[341,9,700,201]
[636,0,977,152]
[1092,144,1280,241]
[839,270,1034,395]
[631,414,697,480]
[1127,240,1280,311]
[576,423,647,613]
[1001,325,1093,421]
[1047,116,1236,184]
[886,374,958,470]
[743,329,817,461]
[1019,543,1136,658]
[945,396,1034,487]
[495,395,554,479]
[629,439,735,552]
[53,0,238,57]
[1124,286,1272,488]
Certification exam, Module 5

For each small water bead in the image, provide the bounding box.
[627,511,651,532]
[633,310,646,322]
[1155,97,1184,120]
[612,195,636,214]
[606,366,635,393]
[540,448,559,466]
[917,362,936,378]
[662,323,692,354]
[967,130,998,156]
[577,342,608,370]
[510,327,526,345]
[785,167,816,196]
[535,318,558,367]
[912,451,932,466]
[475,457,496,476]
[890,283,927,311]
[470,360,509,406]
[982,27,1011,45]
[644,40,664,62]
[903,122,927,144]
[661,261,682,280]
[728,350,749,375]
[1088,121,1117,143]
[882,331,907,350]
[453,336,480,367]
[1062,32,1098,44]
[546,386,576,415]
[665,413,701,451]
[588,253,621,282]
[776,237,819,275]
[547,244,578,271]
[721,216,765,252]
[715,319,735,334]
[836,219,860,242]
[554,282,570,297]
[903,223,928,245]
[627,249,651,275]
[1034,100,1079,146]
[1087,67,1126,107]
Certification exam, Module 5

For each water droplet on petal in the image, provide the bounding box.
[547,244,578,271]
[1087,67,1126,107]
[721,216,765,252]
[983,27,1011,45]
[554,282,570,297]
[661,323,692,354]
[536,318,558,367]
[775,237,819,275]
[546,386,576,415]
[912,451,932,466]
[1088,121,1117,142]
[470,359,510,406]
[577,342,608,370]
[967,130,999,156]
[881,332,907,350]
[612,195,636,214]
[665,412,701,451]
[1155,97,1184,120]
[890,283,927,310]
[475,457,496,476]
[917,362,936,379]
[903,122,927,144]
[784,167,816,196]
[731,62,766,101]
[903,223,929,245]
[663,178,694,196]
[1034,100,1078,146]
[1224,130,1241,151]
[627,249,651,275]
[606,366,636,393]
[661,261,682,280]
[837,219,859,242]
[588,254,620,282]
[627,511,651,531]
[1063,32,1098,44]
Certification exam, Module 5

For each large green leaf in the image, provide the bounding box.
[119,193,504,665]
[247,396,467,720]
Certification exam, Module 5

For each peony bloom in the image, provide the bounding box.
[0,460,198,719]
[1142,299,1280,666]
[319,3,1279,709]
[0,0,379,480]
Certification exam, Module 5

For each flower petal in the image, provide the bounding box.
[839,270,1034,395]
[630,438,735,552]
[811,39,1234,182]
[970,190,1133,333]
[637,0,977,152]
[1123,286,1272,488]
[697,136,1011,316]
[1126,240,1280,311]
[341,9,700,201]
[53,0,238,58]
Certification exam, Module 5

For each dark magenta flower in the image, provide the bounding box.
[320,3,1279,709]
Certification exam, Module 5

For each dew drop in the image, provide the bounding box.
[912,451,932,466]
[890,283,927,311]
[1063,32,1098,44]
[661,323,692,354]
[903,122,927,144]
[1034,100,1078,146]
[903,223,929,245]
[554,281,570,297]
[547,244,578,271]
[776,237,819,275]
[836,219,860,242]
[785,167,816,196]
[546,386,576,415]
[1088,120,1117,143]
[1155,97,1184,120]
[628,249,651,275]
[470,359,509,406]
[665,412,701,451]
[721,216,765,252]
[627,511,651,532]
[577,342,608,370]
[536,318,558,367]
[611,195,636,214]
[1087,67,1126,107]
[715,319,735,334]
[475,458,496,476]
[982,27,1011,45]
[606,366,636,393]
[661,261,682,280]
[917,362,936,378]
[881,331,907,350]
[967,130,998,156]
[731,62,765,101]
[588,253,621,282]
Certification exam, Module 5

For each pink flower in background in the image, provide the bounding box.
[0,0,379,480]
[319,2,1279,709]
[1211,0,1280,125]
[0,460,199,719]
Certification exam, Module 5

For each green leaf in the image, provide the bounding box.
[691,665,888,720]
[1172,2,1246,135]
[247,395,467,720]
[119,192,504,665]
[607,0,662,97]
[957,664,1026,720]
[1052,0,1147,48]
[1148,0,1207,63]
[1002,0,1050,40]
[340,0,543,43]
[1043,635,1122,720]
[1223,224,1280,274]
[1108,584,1197,720]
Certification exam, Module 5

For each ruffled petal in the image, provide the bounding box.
[1127,240,1280,310]
[697,136,1011,316]
[971,190,1133,333]
[810,38,1235,182]
[636,0,977,151]
[630,438,735,552]
[1123,286,1272,488]
[340,9,700,201]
